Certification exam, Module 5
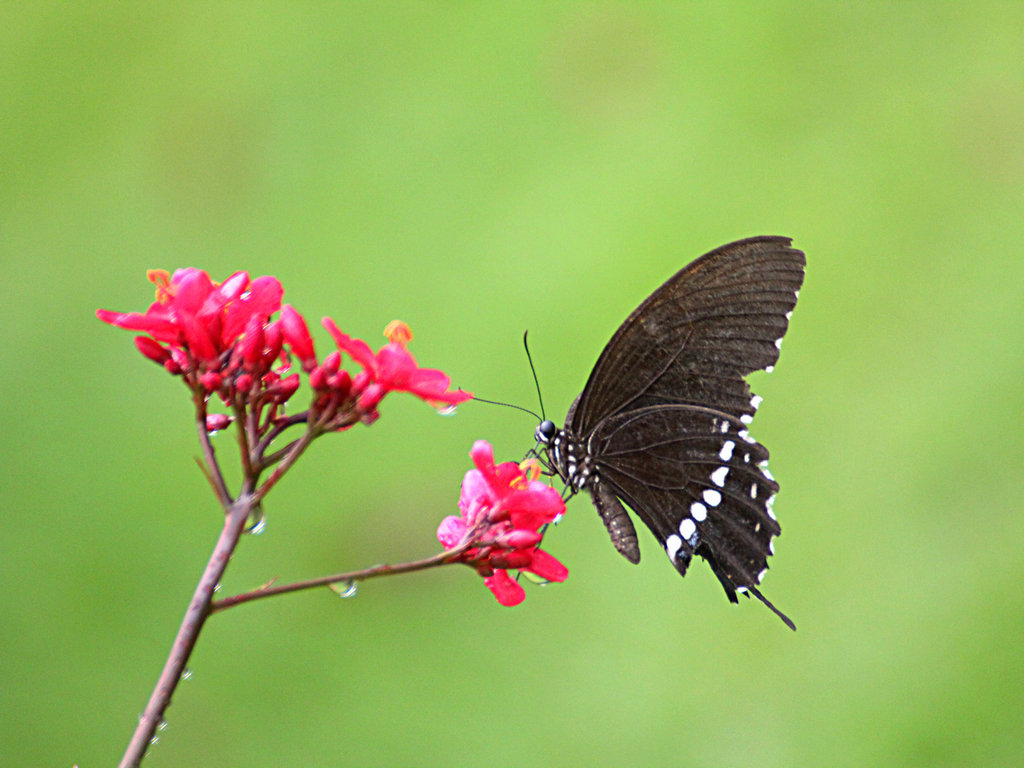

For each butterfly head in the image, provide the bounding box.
[534,419,557,445]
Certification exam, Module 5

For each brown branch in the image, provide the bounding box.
[118,497,254,768]
[210,544,471,614]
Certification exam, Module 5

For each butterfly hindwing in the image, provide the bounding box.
[588,405,779,589]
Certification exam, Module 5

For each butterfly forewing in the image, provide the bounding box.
[546,236,805,628]
[570,236,805,431]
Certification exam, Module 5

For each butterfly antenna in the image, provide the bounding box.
[523,330,546,421]
[470,396,541,421]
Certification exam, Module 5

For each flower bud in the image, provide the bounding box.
[263,322,284,365]
[322,351,341,374]
[357,382,385,412]
[240,315,265,369]
[309,367,329,391]
[281,304,317,371]
[273,373,301,403]
[200,371,223,392]
[134,336,171,365]
[328,369,351,397]
[206,413,233,432]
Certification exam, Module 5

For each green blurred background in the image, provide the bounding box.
[3,3,1022,766]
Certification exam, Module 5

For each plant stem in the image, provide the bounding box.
[210,544,470,614]
[118,497,254,768]
[194,398,231,507]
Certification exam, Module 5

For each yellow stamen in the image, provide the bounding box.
[519,458,542,483]
[384,320,413,346]
[147,269,173,303]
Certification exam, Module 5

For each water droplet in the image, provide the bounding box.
[157,720,168,732]
[244,504,265,535]
[435,403,458,416]
[149,736,160,746]
[181,668,193,681]
[329,580,358,598]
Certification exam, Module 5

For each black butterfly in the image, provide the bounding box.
[535,236,804,629]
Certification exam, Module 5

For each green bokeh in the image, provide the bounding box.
[3,4,1022,766]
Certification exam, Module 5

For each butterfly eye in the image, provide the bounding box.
[535,420,557,444]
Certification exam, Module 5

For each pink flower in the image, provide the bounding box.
[322,319,472,414]
[97,269,312,404]
[98,269,285,366]
[438,441,567,607]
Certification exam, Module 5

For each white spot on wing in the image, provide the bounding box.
[690,501,707,522]
[757,567,768,583]
[719,440,735,462]
[702,489,722,507]
[665,534,682,561]
[710,466,729,487]
[678,518,697,541]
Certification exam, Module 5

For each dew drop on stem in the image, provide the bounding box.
[244,504,266,535]
[329,580,358,599]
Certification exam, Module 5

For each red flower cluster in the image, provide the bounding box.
[97,268,471,427]
[438,441,568,606]
[97,269,294,398]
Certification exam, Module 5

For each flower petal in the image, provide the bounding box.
[524,548,569,583]
[484,570,526,607]
[322,318,378,372]
[436,515,468,549]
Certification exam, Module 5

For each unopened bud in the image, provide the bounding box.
[206,413,232,432]
[273,373,301,403]
[281,304,317,370]
[264,322,284,364]
[240,315,265,368]
[200,371,223,392]
[357,383,385,412]
[134,336,171,365]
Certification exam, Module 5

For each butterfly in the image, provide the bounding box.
[534,236,805,629]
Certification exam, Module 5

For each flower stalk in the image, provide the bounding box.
[119,497,254,768]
